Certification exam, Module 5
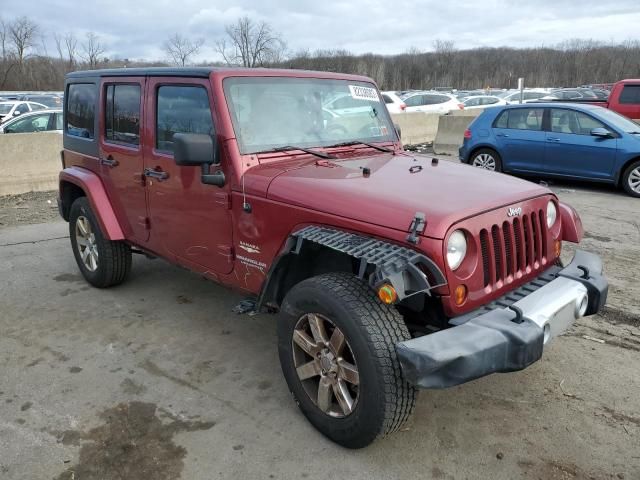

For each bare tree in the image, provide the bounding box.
[64,33,78,67]
[215,16,286,67]
[53,33,64,60]
[9,16,39,66]
[81,32,105,69]
[0,17,9,59]
[163,33,204,66]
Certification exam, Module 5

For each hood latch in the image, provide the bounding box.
[407,212,426,245]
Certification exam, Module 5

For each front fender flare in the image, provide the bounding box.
[559,202,583,243]
[59,167,124,240]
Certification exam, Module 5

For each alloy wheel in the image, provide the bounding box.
[292,313,360,418]
[75,215,99,272]
[628,166,640,194]
[472,153,496,170]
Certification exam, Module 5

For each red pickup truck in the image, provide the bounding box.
[582,79,640,121]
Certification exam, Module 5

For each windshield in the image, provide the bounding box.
[223,77,397,154]
[596,108,640,133]
[0,104,13,114]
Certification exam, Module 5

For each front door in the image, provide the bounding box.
[143,77,234,274]
[544,108,617,180]
[98,77,149,242]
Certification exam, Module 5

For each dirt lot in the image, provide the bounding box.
[1,178,639,480]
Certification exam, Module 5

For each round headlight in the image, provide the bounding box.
[447,230,467,270]
[547,201,557,228]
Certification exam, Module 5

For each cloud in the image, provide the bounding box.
[2,0,639,62]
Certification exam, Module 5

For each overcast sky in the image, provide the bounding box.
[4,0,640,62]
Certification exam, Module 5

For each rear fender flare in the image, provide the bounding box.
[59,167,124,240]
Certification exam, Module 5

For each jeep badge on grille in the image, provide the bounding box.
[507,207,522,217]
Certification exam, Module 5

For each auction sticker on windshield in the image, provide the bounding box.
[349,85,379,101]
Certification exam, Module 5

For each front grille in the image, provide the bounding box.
[479,209,547,288]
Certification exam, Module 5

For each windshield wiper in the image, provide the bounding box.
[326,140,393,153]
[258,145,335,159]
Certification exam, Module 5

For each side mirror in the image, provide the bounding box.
[590,127,612,138]
[13,110,21,116]
[173,133,225,187]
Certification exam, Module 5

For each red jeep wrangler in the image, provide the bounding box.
[58,67,607,448]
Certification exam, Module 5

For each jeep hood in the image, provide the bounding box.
[262,153,550,239]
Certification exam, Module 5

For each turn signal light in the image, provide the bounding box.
[554,240,562,258]
[454,284,468,306]
[377,284,398,304]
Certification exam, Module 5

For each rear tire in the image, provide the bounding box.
[470,148,502,172]
[69,197,132,288]
[277,272,416,448]
[621,160,640,197]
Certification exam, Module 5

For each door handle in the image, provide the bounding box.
[100,155,119,167]
[143,167,169,181]
[496,133,509,137]
[547,137,561,142]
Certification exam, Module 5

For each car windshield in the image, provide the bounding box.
[0,103,14,114]
[596,108,640,133]
[224,77,397,154]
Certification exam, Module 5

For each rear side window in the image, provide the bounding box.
[422,94,449,105]
[619,85,640,104]
[156,85,213,153]
[403,95,423,107]
[382,94,393,104]
[494,108,543,131]
[105,84,141,146]
[67,83,97,139]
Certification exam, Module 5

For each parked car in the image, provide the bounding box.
[0,101,48,123]
[459,95,507,110]
[499,90,549,104]
[460,103,640,197]
[542,88,598,100]
[0,109,63,134]
[400,91,463,113]
[58,67,606,448]
[18,94,63,108]
[380,91,406,113]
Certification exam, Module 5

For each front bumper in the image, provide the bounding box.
[397,250,608,388]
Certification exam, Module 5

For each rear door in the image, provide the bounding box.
[98,77,149,242]
[616,84,640,122]
[143,77,234,274]
[492,107,546,172]
[543,108,617,179]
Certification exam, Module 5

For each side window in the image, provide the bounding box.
[104,84,141,146]
[30,103,45,111]
[55,112,63,130]
[619,85,640,104]
[403,95,422,107]
[551,109,607,135]
[5,113,49,133]
[382,94,393,104]
[67,83,97,139]
[497,108,543,130]
[422,94,448,105]
[156,85,213,153]
[495,110,509,128]
[465,98,480,107]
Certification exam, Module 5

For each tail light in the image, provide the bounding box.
[400,103,406,111]
[458,103,465,110]
[463,128,472,139]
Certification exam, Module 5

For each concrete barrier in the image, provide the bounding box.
[390,112,440,146]
[0,132,62,196]
[433,115,477,155]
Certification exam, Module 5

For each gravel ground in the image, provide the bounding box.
[0,190,60,228]
[0,175,639,480]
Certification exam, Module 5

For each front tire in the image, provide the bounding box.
[278,272,416,448]
[69,197,132,288]
[470,148,502,172]
[621,160,640,197]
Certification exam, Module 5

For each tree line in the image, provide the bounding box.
[2,14,639,92]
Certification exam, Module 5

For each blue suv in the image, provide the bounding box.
[459,103,640,197]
